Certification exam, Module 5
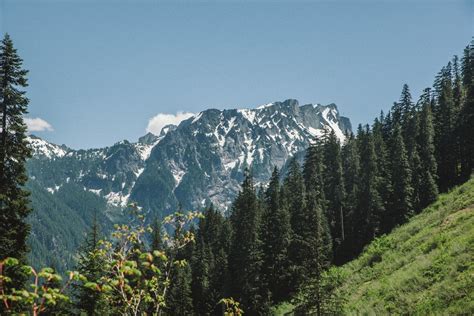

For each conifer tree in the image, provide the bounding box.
[192,204,231,315]
[167,263,194,315]
[417,88,439,209]
[355,125,384,249]
[371,117,392,233]
[260,167,291,304]
[150,216,163,251]
[191,237,212,315]
[404,106,422,211]
[458,43,474,182]
[303,180,332,316]
[228,169,265,314]
[282,158,307,294]
[0,34,32,288]
[322,131,346,250]
[434,63,458,191]
[303,142,332,285]
[338,133,360,263]
[389,124,414,226]
[74,216,108,315]
[399,84,413,129]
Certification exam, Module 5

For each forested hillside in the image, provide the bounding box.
[300,178,473,314]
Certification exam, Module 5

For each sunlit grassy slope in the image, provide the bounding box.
[276,178,474,315]
[337,178,474,314]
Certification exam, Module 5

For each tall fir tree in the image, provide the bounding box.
[228,169,266,314]
[303,141,332,280]
[260,167,291,304]
[434,63,458,191]
[322,131,346,251]
[282,158,307,294]
[389,124,414,226]
[417,88,439,210]
[338,133,360,263]
[167,263,194,315]
[0,34,32,288]
[191,237,212,315]
[458,43,474,182]
[371,116,392,233]
[355,125,384,250]
[191,204,231,315]
[150,216,163,251]
[74,215,108,315]
[404,105,422,212]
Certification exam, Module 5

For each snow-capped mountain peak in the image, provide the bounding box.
[28,98,351,214]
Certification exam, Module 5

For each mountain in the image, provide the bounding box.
[25,99,351,271]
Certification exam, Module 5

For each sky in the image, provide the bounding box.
[0,0,472,149]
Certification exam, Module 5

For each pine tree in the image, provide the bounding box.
[417,88,439,209]
[434,63,458,191]
[228,169,265,314]
[322,131,346,251]
[404,105,422,212]
[371,117,392,233]
[389,124,414,226]
[337,133,360,263]
[282,158,307,294]
[167,263,194,315]
[355,125,384,250]
[260,167,291,304]
[150,216,163,251]
[191,204,231,315]
[303,142,332,285]
[303,181,332,316]
[191,237,212,315]
[399,84,414,130]
[74,215,108,315]
[458,43,474,182]
[0,33,32,288]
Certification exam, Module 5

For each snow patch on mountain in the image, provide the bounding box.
[28,136,67,158]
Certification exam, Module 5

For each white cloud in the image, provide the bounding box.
[146,112,194,135]
[25,117,54,132]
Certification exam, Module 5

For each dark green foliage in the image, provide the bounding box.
[283,158,308,294]
[434,63,459,191]
[372,116,393,233]
[417,89,439,209]
[0,34,32,290]
[323,131,346,251]
[167,263,194,315]
[260,167,291,304]
[74,216,108,315]
[337,133,360,263]
[355,126,384,250]
[228,170,266,313]
[151,216,163,251]
[191,204,232,315]
[389,124,414,225]
[458,43,474,182]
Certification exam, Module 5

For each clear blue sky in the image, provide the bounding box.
[1,0,472,149]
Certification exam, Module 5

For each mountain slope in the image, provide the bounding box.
[132,99,351,213]
[333,178,474,314]
[25,98,351,272]
[28,99,351,216]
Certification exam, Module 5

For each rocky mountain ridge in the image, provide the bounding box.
[28,99,351,215]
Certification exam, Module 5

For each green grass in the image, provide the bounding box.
[275,179,474,315]
[337,179,474,315]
